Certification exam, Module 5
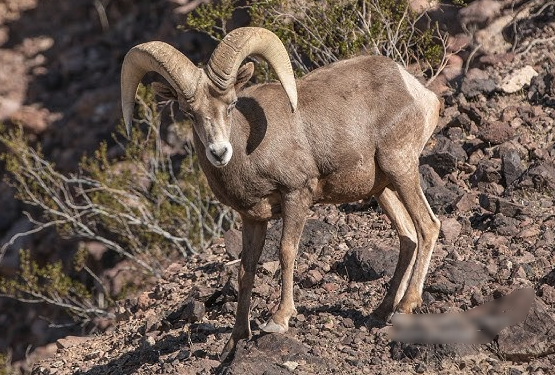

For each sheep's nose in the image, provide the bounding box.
[207,142,232,167]
[209,144,228,160]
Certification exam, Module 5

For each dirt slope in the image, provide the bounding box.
[0,0,553,374]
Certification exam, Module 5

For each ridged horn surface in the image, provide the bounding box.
[121,41,201,134]
[207,27,297,112]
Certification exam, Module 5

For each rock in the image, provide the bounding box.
[499,66,538,94]
[497,297,555,361]
[262,260,280,276]
[441,54,464,81]
[425,185,461,214]
[454,193,479,213]
[528,68,555,105]
[55,336,91,350]
[478,121,515,145]
[522,161,555,191]
[419,164,444,191]
[420,136,468,176]
[540,284,555,305]
[339,244,398,282]
[479,194,526,216]
[448,112,473,132]
[281,361,299,372]
[302,269,323,288]
[229,334,319,374]
[261,219,336,262]
[182,299,205,323]
[475,14,513,55]
[492,214,520,236]
[427,260,489,295]
[461,68,496,98]
[501,148,525,187]
[224,229,242,259]
[458,0,502,29]
[167,298,205,323]
[470,159,502,186]
[440,218,462,243]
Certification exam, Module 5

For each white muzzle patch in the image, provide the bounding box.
[206,141,233,167]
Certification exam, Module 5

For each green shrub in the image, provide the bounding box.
[187,0,450,78]
[0,84,236,319]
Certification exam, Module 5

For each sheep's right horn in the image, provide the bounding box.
[207,27,297,112]
[121,41,201,134]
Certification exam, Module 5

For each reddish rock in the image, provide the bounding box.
[56,336,91,350]
[478,121,515,145]
[440,218,462,243]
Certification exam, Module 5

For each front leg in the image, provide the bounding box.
[260,189,311,333]
[221,216,267,361]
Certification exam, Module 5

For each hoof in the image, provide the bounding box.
[220,338,237,363]
[259,318,288,333]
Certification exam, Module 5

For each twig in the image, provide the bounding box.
[517,36,555,56]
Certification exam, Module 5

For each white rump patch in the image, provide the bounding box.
[396,65,439,143]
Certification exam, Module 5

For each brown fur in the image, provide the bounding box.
[156,54,441,360]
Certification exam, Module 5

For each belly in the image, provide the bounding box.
[314,165,388,204]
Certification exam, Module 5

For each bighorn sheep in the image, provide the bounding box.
[121,27,441,359]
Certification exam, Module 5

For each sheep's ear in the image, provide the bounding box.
[152,81,178,101]
[235,62,254,91]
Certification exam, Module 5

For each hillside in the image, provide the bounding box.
[0,0,554,374]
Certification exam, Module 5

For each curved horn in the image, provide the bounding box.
[206,27,297,112]
[121,41,201,134]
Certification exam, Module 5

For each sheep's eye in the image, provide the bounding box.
[227,100,237,116]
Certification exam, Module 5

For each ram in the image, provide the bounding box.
[121,27,441,359]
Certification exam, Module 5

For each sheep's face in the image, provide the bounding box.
[153,63,254,168]
[188,79,237,168]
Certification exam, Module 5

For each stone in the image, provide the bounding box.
[475,14,512,55]
[425,185,461,214]
[420,136,468,176]
[261,219,336,262]
[182,299,205,323]
[55,336,91,350]
[492,214,520,236]
[478,121,515,145]
[497,298,555,361]
[419,164,444,191]
[229,334,321,373]
[523,161,555,191]
[461,68,497,97]
[499,66,538,94]
[454,193,478,213]
[528,68,555,105]
[339,244,399,282]
[501,148,525,187]
[479,194,526,216]
[427,260,489,295]
[448,113,472,132]
[302,269,323,288]
[224,229,242,259]
[470,159,502,186]
[262,260,280,276]
[458,0,502,29]
[440,218,462,243]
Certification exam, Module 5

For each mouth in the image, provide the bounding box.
[206,141,233,167]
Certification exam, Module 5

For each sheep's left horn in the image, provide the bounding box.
[121,41,201,134]
[207,27,297,112]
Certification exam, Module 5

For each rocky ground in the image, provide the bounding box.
[0,0,555,374]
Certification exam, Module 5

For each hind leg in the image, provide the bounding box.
[373,186,418,321]
[389,171,440,313]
